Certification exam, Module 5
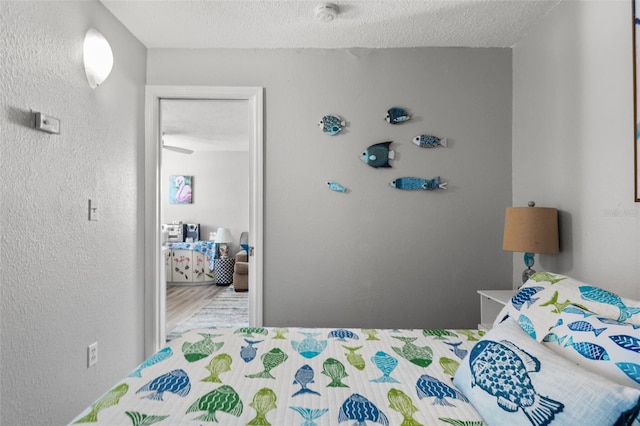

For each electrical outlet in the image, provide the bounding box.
[88,342,98,367]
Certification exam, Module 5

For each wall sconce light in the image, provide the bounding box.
[83,28,113,88]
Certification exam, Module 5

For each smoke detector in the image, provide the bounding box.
[315,3,339,22]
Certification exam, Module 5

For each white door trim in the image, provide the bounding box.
[144,85,264,357]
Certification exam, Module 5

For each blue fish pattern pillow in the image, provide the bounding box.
[494,273,640,341]
[454,318,640,426]
[542,305,640,390]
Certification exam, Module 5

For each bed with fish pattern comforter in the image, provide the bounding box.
[70,327,486,425]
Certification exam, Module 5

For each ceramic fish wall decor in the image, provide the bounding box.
[361,141,395,168]
[318,115,346,136]
[327,181,347,193]
[390,176,447,190]
[413,134,447,148]
[385,107,410,124]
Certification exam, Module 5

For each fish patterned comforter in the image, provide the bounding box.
[69,327,486,425]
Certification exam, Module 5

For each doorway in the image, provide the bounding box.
[144,86,264,357]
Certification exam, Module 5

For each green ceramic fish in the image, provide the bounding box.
[182,333,224,362]
[455,330,479,342]
[361,329,380,340]
[186,385,243,422]
[343,345,366,371]
[322,358,349,387]
[387,388,423,426]
[74,383,129,423]
[438,418,484,426]
[202,353,232,383]
[540,290,572,314]
[272,328,289,339]
[246,348,288,379]
[530,272,566,285]
[247,388,277,425]
[422,329,458,340]
[234,327,268,338]
[391,337,433,368]
[439,357,460,376]
[125,411,169,426]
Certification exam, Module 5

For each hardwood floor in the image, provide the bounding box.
[165,284,225,332]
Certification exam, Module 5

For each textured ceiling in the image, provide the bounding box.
[100,0,561,49]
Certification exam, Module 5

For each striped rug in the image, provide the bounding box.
[167,285,249,341]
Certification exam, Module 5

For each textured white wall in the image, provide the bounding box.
[162,150,250,255]
[0,1,146,424]
[513,0,640,297]
[148,47,514,329]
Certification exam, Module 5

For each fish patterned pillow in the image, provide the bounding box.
[453,318,640,426]
[493,272,640,341]
[542,305,640,390]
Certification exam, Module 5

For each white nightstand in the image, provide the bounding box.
[477,290,516,331]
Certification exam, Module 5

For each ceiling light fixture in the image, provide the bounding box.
[315,3,339,22]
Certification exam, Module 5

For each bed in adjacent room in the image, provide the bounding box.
[70,273,640,425]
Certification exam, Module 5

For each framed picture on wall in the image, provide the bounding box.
[169,175,193,204]
[635,0,640,201]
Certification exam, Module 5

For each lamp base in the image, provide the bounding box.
[522,267,536,284]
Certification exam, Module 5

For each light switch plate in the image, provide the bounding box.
[34,112,60,134]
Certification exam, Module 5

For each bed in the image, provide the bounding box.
[70,273,640,425]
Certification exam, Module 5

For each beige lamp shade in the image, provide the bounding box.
[503,207,559,254]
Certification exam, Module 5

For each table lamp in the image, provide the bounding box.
[503,201,559,283]
[214,227,233,259]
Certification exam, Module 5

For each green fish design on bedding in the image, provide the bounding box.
[387,388,422,426]
[186,385,243,422]
[247,388,277,426]
[202,353,233,383]
[539,291,572,314]
[422,329,458,340]
[124,411,169,426]
[391,336,433,368]
[74,384,129,423]
[182,333,224,362]
[322,358,349,387]
[529,272,566,284]
[343,345,366,370]
[246,348,288,379]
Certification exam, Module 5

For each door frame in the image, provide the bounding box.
[144,85,264,356]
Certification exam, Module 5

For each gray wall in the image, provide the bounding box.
[162,150,250,255]
[148,48,513,329]
[1,1,146,424]
[513,0,640,299]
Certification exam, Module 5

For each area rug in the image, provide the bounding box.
[167,285,249,341]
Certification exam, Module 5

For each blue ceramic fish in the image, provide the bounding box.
[136,369,191,401]
[390,177,447,190]
[292,364,321,397]
[328,329,359,342]
[566,321,605,337]
[327,181,347,193]
[412,134,447,148]
[579,286,640,322]
[370,351,400,383]
[468,340,564,424]
[289,407,329,426]
[318,115,346,136]
[291,332,328,359]
[415,374,468,407]
[511,287,545,311]
[443,342,467,360]
[361,142,394,168]
[517,314,537,339]
[338,393,389,426]
[240,339,262,362]
[563,336,610,360]
[616,362,640,385]
[129,347,173,378]
[385,107,410,124]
